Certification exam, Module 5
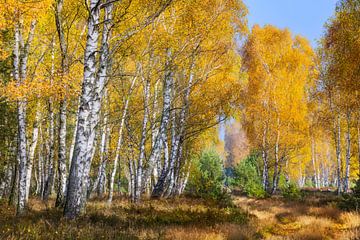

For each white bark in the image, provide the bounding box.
[335,115,342,194]
[311,136,319,188]
[344,111,351,192]
[262,123,269,192]
[56,100,67,206]
[55,0,68,207]
[65,1,113,218]
[134,76,150,202]
[43,100,55,200]
[272,117,280,194]
[108,75,137,203]
[93,95,110,197]
[69,99,80,170]
[15,19,36,214]
[150,50,173,198]
[43,39,56,201]
[166,66,194,197]
[25,103,41,201]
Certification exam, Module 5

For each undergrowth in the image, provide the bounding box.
[0,197,254,240]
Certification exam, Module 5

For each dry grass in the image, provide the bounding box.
[234,192,360,240]
[2,193,360,239]
[0,197,255,240]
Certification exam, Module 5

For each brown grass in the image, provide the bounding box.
[1,193,360,240]
[0,197,255,240]
[234,192,360,240]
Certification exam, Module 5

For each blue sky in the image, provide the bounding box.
[243,0,338,47]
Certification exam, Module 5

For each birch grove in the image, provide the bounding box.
[3,0,360,224]
[0,0,247,219]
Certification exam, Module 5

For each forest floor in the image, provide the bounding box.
[0,196,255,240]
[0,193,359,240]
[234,191,360,239]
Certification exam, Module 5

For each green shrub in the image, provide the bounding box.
[232,153,266,198]
[339,178,360,211]
[187,149,227,202]
[281,182,303,200]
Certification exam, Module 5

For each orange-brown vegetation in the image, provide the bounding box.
[1,193,360,239]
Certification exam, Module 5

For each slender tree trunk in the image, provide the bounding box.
[344,111,351,192]
[107,76,136,203]
[15,19,36,214]
[43,38,56,201]
[262,123,269,192]
[150,51,174,198]
[334,114,342,195]
[272,117,280,194]
[311,136,319,188]
[151,81,160,182]
[298,160,305,188]
[55,0,68,207]
[36,126,44,196]
[134,77,150,202]
[43,100,55,201]
[35,128,42,196]
[56,100,67,206]
[128,156,136,202]
[165,62,195,198]
[178,161,191,195]
[68,99,80,172]
[93,96,110,197]
[25,103,41,201]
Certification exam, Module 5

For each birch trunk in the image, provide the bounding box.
[178,162,190,195]
[25,103,41,201]
[151,81,161,182]
[311,136,319,188]
[272,119,280,194]
[68,100,80,171]
[65,1,113,218]
[262,123,269,192]
[15,19,36,214]
[55,0,68,207]
[334,114,342,194]
[56,100,67,206]
[134,77,150,203]
[43,100,55,201]
[128,155,136,202]
[108,75,137,203]
[93,98,110,197]
[150,50,173,198]
[344,111,351,192]
[167,67,194,197]
[35,128,42,196]
[44,38,56,201]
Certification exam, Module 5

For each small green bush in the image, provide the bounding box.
[187,148,230,204]
[281,182,303,200]
[232,153,266,198]
[339,178,360,211]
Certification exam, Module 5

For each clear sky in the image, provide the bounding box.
[243,0,338,47]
